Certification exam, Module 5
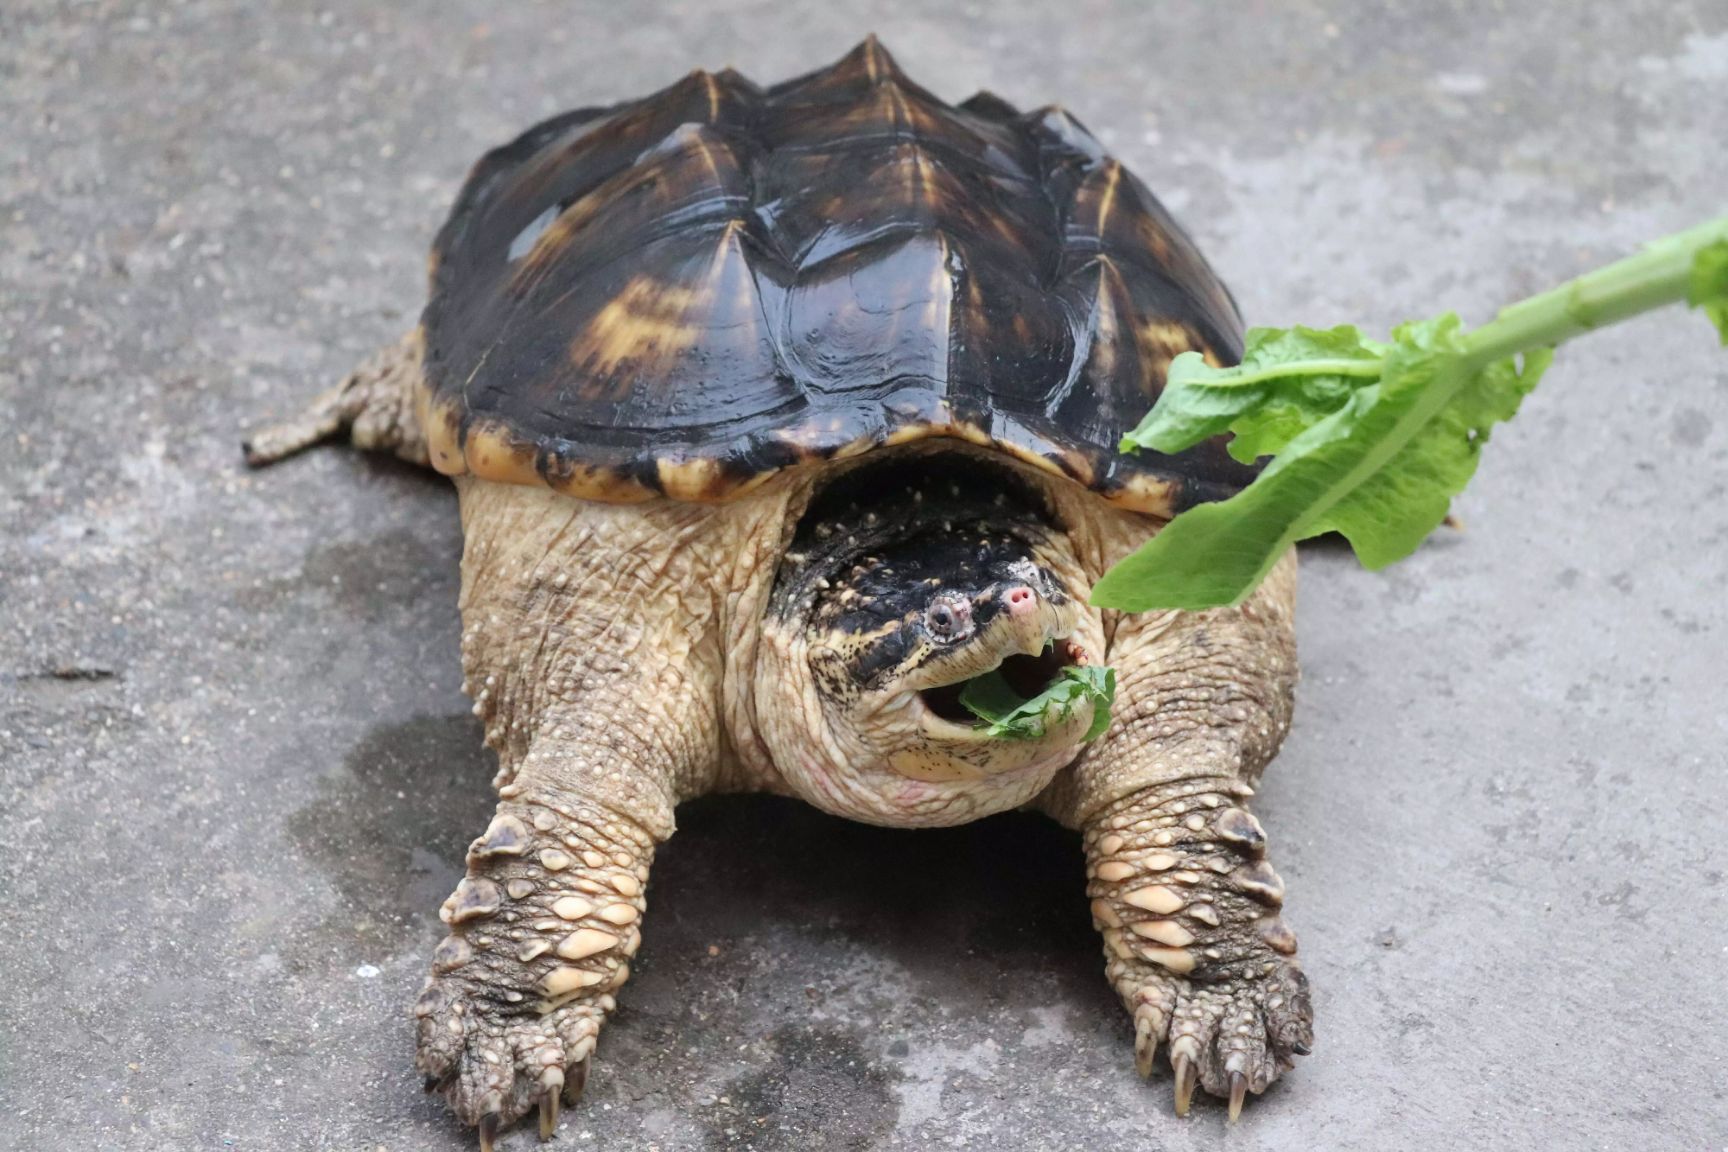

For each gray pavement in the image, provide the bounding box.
[4,2,1727,1149]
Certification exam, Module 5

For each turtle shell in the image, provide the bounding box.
[419,36,1257,515]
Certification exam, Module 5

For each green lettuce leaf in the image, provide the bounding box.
[1091,216,1726,614]
[1132,325,1385,464]
[1092,316,1550,612]
[959,664,1117,742]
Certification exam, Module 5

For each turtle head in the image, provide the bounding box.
[756,456,1105,827]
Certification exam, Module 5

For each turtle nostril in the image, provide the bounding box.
[1004,585,1037,616]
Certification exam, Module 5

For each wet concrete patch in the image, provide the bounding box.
[284,713,493,961]
[237,525,457,623]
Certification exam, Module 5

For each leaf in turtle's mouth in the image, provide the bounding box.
[918,639,1113,743]
[919,644,1067,722]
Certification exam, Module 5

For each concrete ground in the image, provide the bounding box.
[4,2,1726,1148]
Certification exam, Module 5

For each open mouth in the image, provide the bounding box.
[918,638,1088,726]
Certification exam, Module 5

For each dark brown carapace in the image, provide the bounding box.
[417,36,1258,514]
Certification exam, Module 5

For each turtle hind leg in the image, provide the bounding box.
[242,328,431,468]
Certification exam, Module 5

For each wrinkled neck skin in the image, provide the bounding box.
[751,451,1108,828]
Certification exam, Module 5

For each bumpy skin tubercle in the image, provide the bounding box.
[1086,779,1311,1118]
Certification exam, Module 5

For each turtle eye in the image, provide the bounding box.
[925,595,973,641]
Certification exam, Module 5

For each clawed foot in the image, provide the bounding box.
[1116,957,1311,1120]
[415,974,607,1146]
[1087,778,1314,1120]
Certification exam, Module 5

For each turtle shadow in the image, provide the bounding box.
[352,450,454,491]
[651,794,1102,986]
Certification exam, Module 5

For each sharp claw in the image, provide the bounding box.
[1172,1053,1197,1117]
[1291,1040,1312,1056]
[1133,1012,1159,1079]
[1227,1071,1248,1122]
[478,1113,499,1152]
[540,1090,560,1141]
[563,1056,590,1106]
[1134,1037,1156,1079]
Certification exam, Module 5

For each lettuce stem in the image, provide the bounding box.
[1459,215,1728,371]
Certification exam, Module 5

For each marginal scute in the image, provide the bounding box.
[417,37,1256,514]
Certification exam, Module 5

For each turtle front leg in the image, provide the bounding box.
[416,479,728,1147]
[242,328,429,467]
[415,788,655,1146]
[1085,778,1311,1119]
[1046,550,1308,1119]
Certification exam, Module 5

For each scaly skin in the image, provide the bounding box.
[1084,779,1310,1117]
[248,341,1314,1140]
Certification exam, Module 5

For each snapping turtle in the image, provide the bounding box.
[248,37,1309,1144]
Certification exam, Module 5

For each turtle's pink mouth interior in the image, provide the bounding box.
[918,639,1087,725]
